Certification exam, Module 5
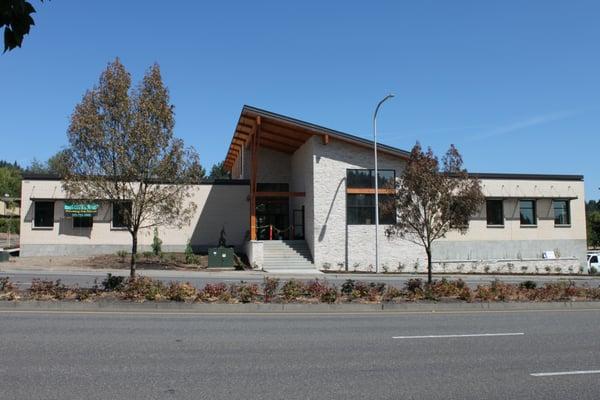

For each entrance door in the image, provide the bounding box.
[293,207,305,239]
[256,197,289,240]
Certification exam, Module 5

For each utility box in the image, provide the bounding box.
[0,251,9,262]
[208,246,235,268]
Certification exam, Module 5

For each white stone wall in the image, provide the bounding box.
[290,138,315,257]
[310,137,426,271]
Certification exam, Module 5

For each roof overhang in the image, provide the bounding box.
[223,105,411,171]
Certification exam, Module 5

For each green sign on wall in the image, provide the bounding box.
[64,203,99,217]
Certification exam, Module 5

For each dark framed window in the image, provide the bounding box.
[519,200,537,226]
[486,199,504,226]
[112,201,132,228]
[553,200,570,226]
[257,183,289,192]
[347,169,395,189]
[347,194,396,225]
[346,169,396,225]
[34,201,54,228]
[73,216,93,228]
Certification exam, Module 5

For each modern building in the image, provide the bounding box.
[20,106,587,273]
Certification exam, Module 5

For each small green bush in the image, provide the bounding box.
[166,282,197,302]
[340,279,355,296]
[152,228,162,256]
[281,280,305,300]
[0,277,15,292]
[184,240,197,264]
[102,274,125,291]
[519,280,537,290]
[232,282,260,303]
[116,250,128,262]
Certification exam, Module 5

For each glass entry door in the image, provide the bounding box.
[256,197,289,240]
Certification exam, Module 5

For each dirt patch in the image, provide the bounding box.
[5,252,248,271]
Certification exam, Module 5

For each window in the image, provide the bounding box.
[112,201,132,228]
[347,169,395,189]
[553,200,570,226]
[519,200,537,226]
[73,216,93,228]
[346,169,396,225]
[34,201,54,228]
[346,194,395,225]
[486,199,504,226]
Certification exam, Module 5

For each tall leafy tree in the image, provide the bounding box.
[208,161,230,180]
[387,143,484,283]
[63,59,204,277]
[587,200,600,249]
[0,166,21,197]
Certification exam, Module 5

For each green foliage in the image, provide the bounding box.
[101,273,125,291]
[281,279,305,300]
[0,276,14,292]
[208,161,230,180]
[519,280,537,290]
[151,228,162,256]
[231,282,260,303]
[587,210,600,248]
[0,217,19,233]
[184,240,196,264]
[0,166,21,197]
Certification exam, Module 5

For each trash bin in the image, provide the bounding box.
[207,246,235,268]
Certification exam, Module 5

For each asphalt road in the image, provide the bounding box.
[1,309,600,399]
[2,268,600,290]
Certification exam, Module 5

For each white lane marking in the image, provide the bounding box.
[392,332,524,339]
[531,370,600,377]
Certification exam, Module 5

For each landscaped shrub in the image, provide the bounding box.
[184,240,197,264]
[121,277,165,301]
[305,280,331,298]
[262,277,279,302]
[281,279,306,301]
[320,287,338,303]
[166,282,197,302]
[383,286,403,301]
[519,280,537,290]
[116,250,128,262]
[152,228,163,256]
[200,282,229,300]
[102,273,125,291]
[0,277,14,292]
[404,278,423,294]
[29,279,68,300]
[231,282,260,303]
[340,279,356,296]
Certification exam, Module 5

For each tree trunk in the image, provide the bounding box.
[426,247,433,284]
[130,232,138,278]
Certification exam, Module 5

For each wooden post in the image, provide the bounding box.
[249,115,261,241]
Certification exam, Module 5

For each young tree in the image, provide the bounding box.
[63,59,204,277]
[387,143,484,283]
[208,161,230,180]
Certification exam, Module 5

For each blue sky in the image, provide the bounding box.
[1,1,599,199]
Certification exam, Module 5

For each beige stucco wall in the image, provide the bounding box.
[20,179,249,256]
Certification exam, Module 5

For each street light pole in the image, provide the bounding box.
[373,94,394,274]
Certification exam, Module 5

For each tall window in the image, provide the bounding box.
[112,201,132,228]
[346,169,396,225]
[519,200,537,226]
[34,201,54,228]
[486,199,504,226]
[553,200,570,226]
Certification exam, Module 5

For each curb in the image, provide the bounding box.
[1,300,600,314]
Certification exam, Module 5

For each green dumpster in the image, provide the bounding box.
[208,246,235,268]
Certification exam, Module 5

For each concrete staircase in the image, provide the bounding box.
[262,240,321,274]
